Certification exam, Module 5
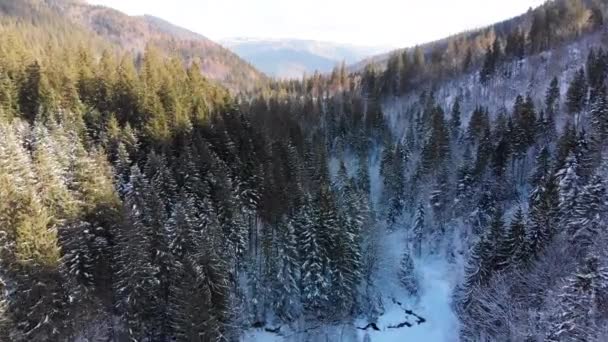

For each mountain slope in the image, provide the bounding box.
[0,0,266,91]
[352,0,603,76]
[223,38,391,78]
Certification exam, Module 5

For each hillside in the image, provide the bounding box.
[352,0,604,79]
[1,0,608,342]
[0,0,266,91]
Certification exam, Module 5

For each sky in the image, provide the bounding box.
[88,0,546,48]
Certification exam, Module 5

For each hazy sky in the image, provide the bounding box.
[88,0,546,47]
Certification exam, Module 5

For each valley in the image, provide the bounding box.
[0,1,607,341]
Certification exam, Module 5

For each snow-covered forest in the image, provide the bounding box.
[1,0,608,341]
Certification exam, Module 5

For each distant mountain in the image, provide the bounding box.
[0,0,266,91]
[222,38,392,79]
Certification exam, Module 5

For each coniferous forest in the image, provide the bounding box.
[1,0,608,341]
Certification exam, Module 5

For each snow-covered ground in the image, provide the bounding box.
[242,227,459,342]
[354,228,459,342]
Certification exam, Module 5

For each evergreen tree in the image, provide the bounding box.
[450,96,462,139]
[386,143,406,227]
[167,198,228,342]
[488,207,508,272]
[566,68,588,129]
[19,61,51,122]
[467,106,489,142]
[398,251,419,297]
[527,173,559,261]
[412,202,425,257]
[299,194,328,317]
[356,153,371,195]
[430,168,451,228]
[590,85,608,143]
[557,153,582,231]
[420,105,450,173]
[273,218,301,321]
[548,257,608,341]
[459,233,494,309]
[60,221,95,287]
[114,166,158,341]
[569,174,606,254]
[545,76,561,117]
[480,39,501,84]
[503,207,527,267]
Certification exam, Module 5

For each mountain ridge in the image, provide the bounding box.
[223,37,392,78]
[0,0,267,91]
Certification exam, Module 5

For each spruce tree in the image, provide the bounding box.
[356,153,371,195]
[450,96,462,139]
[273,218,301,321]
[488,207,508,272]
[412,202,425,257]
[570,175,606,254]
[114,166,158,341]
[398,251,419,297]
[504,207,527,267]
[590,85,608,143]
[548,257,608,341]
[19,61,45,122]
[527,173,559,261]
[545,76,561,117]
[566,68,588,130]
[299,194,328,317]
[556,153,581,232]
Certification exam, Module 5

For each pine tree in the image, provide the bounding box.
[548,257,608,341]
[474,127,493,176]
[556,123,578,169]
[399,50,411,93]
[505,29,525,60]
[386,143,406,227]
[0,277,9,341]
[144,151,177,212]
[455,146,475,209]
[503,207,527,267]
[545,76,561,117]
[556,153,581,232]
[169,190,228,340]
[527,173,559,261]
[114,166,158,341]
[459,234,494,309]
[530,146,552,189]
[19,61,50,122]
[420,105,450,174]
[60,220,95,287]
[491,137,511,178]
[566,68,588,130]
[480,39,501,84]
[488,207,508,272]
[114,142,131,196]
[586,48,607,92]
[398,251,418,297]
[570,175,606,255]
[299,194,328,317]
[467,106,489,142]
[334,179,365,315]
[412,202,425,257]
[450,96,462,139]
[430,168,451,227]
[575,131,599,183]
[273,218,301,322]
[590,85,608,143]
[356,153,371,195]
